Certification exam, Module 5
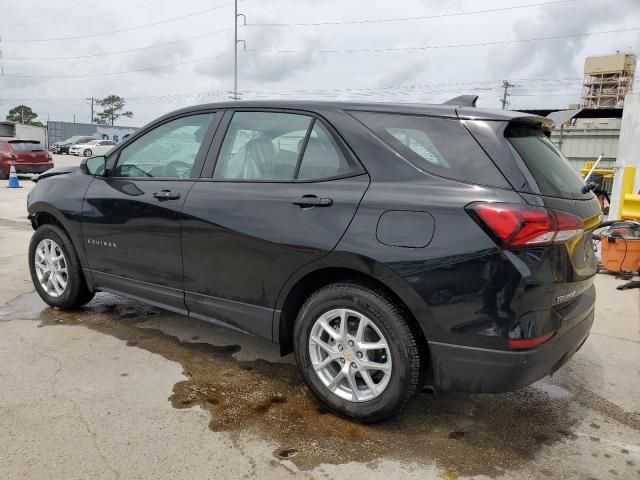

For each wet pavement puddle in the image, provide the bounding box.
[1,291,637,477]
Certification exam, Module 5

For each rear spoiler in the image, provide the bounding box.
[442,95,479,107]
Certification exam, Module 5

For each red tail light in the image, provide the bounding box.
[507,332,555,349]
[467,202,584,248]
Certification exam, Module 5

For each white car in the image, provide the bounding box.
[69,139,116,157]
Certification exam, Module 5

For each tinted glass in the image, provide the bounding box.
[297,122,351,180]
[506,125,589,199]
[9,141,44,152]
[114,114,213,178]
[214,112,312,181]
[351,111,509,188]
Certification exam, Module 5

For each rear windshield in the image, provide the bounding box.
[9,141,44,152]
[506,125,589,199]
[350,111,509,188]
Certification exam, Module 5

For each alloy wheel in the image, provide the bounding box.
[34,239,68,298]
[308,308,392,402]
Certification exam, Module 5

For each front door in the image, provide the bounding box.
[82,112,220,312]
[181,110,369,338]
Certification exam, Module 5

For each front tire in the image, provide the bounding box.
[83,149,93,157]
[294,282,425,423]
[29,224,95,309]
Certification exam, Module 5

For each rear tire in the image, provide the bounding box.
[294,282,425,423]
[29,224,95,309]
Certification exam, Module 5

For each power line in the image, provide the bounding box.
[0,52,232,78]
[246,27,640,54]
[1,27,234,61]
[0,0,171,27]
[0,77,588,104]
[246,0,578,27]
[1,26,635,79]
[0,1,238,43]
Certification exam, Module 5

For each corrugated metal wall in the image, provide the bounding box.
[550,128,620,172]
[47,122,97,147]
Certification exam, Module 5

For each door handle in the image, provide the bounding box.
[153,190,181,201]
[291,195,333,208]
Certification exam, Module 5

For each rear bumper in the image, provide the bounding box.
[428,300,594,393]
[2,162,54,175]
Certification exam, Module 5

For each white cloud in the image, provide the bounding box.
[0,0,638,122]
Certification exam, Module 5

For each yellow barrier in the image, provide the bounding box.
[580,160,615,179]
[615,166,638,219]
[579,168,615,179]
[621,194,640,221]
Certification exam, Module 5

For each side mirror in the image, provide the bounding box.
[80,155,107,176]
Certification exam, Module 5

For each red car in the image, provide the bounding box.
[0,140,53,179]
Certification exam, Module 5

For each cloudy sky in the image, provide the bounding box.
[1,0,639,127]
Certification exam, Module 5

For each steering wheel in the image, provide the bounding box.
[163,160,192,178]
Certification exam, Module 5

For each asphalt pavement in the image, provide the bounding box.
[0,154,638,479]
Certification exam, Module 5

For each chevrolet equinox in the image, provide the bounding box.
[27,98,600,422]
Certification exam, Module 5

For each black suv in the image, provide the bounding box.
[27,99,600,422]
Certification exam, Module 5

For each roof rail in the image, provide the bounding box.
[442,95,479,107]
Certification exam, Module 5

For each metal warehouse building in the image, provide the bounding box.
[47,121,139,147]
[519,107,623,172]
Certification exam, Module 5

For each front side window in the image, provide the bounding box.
[113,114,214,178]
[214,112,312,181]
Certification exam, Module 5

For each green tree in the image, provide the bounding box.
[6,105,44,127]
[94,95,133,126]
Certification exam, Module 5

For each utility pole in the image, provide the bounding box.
[500,80,514,110]
[86,97,95,124]
[21,106,24,123]
[233,0,246,101]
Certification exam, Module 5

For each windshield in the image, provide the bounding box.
[506,125,590,200]
[9,141,44,152]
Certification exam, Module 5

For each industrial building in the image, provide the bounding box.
[519,52,637,175]
[581,52,636,109]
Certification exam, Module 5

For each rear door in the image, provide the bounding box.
[181,110,369,338]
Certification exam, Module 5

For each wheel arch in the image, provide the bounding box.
[274,255,432,357]
[29,204,71,233]
[28,203,93,283]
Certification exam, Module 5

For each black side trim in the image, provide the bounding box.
[185,291,276,340]
[92,271,187,314]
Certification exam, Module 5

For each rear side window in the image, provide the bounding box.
[350,111,509,188]
[8,141,44,152]
[213,112,357,181]
[297,122,351,180]
[506,125,588,199]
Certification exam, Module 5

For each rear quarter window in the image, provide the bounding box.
[349,111,509,188]
[506,125,589,200]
